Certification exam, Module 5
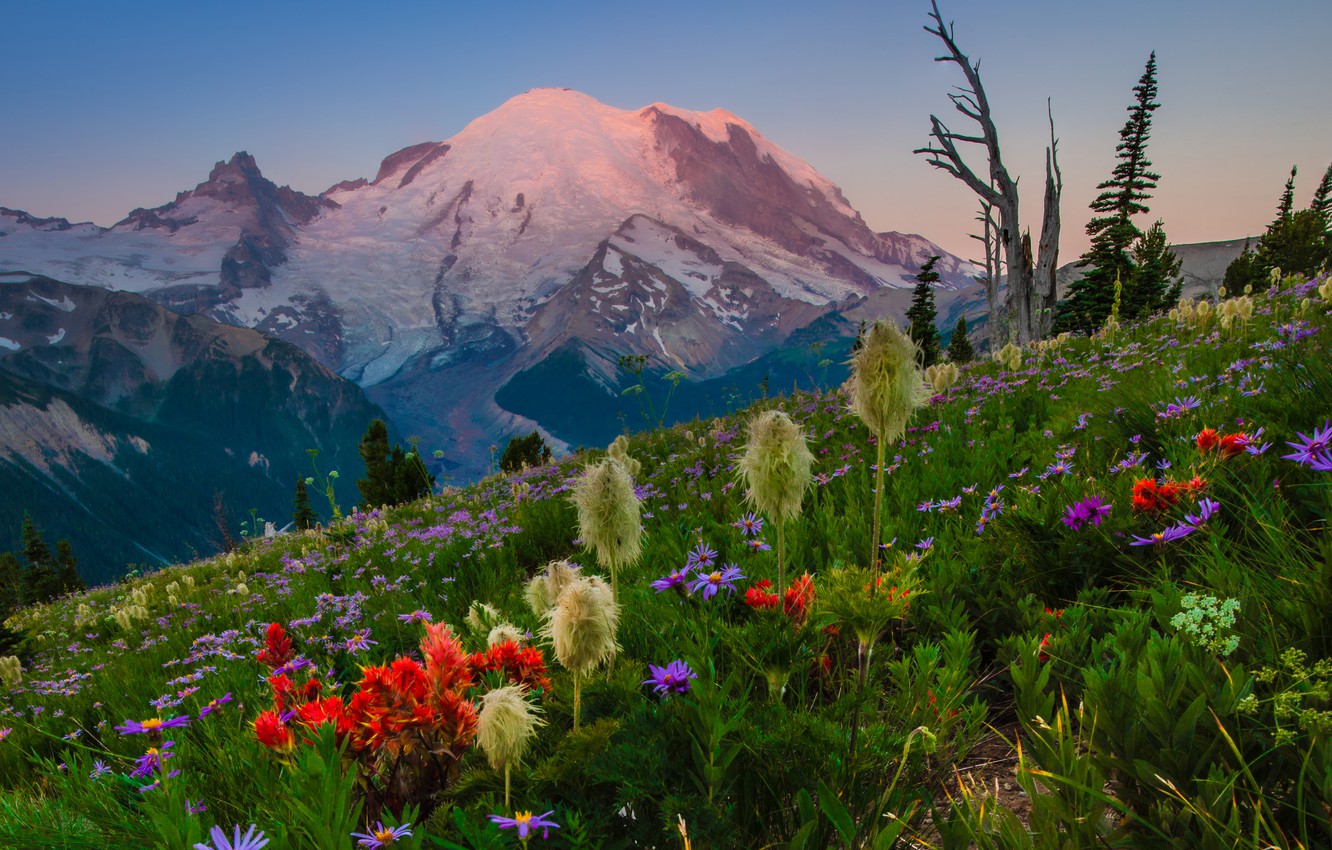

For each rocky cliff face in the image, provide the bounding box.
[0,273,384,584]
[0,89,980,478]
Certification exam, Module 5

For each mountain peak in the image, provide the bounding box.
[207,151,263,183]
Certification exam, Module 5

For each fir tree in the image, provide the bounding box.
[356,420,434,509]
[292,477,318,530]
[947,316,975,363]
[1056,53,1161,333]
[55,540,83,595]
[905,255,942,367]
[1226,166,1332,288]
[0,552,21,621]
[19,514,60,605]
[1125,220,1182,318]
[500,432,553,473]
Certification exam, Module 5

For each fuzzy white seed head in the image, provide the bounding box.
[0,656,21,687]
[570,457,642,573]
[467,602,501,633]
[847,319,925,444]
[544,575,618,675]
[737,410,814,523]
[488,622,525,648]
[476,684,543,770]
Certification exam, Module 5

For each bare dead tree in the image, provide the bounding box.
[968,197,1004,343]
[914,0,1061,344]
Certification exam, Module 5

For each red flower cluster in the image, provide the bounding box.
[467,640,552,694]
[1197,427,1254,459]
[784,573,815,624]
[744,579,779,610]
[256,622,293,670]
[1132,475,1208,512]
[251,622,478,761]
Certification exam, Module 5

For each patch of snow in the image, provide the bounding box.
[31,293,76,312]
[0,312,11,320]
[46,328,65,344]
[0,337,19,351]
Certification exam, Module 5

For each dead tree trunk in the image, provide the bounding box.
[968,199,1004,345]
[1033,101,1063,337]
[914,0,1061,345]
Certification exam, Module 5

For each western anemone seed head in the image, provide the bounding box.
[467,602,501,633]
[113,609,132,630]
[737,410,814,523]
[924,362,958,394]
[1319,278,1332,302]
[165,581,179,597]
[570,455,642,573]
[182,575,195,590]
[476,684,543,771]
[847,319,925,444]
[1300,297,1312,314]
[525,559,582,616]
[488,623,525,648]
[1196,300,1213,319]
[0,656,21,687]
[994,342,1022,371]
[1236,295,1254,321]
[606,435,642,478]
[544,575,618,675]
[234,583,250,597]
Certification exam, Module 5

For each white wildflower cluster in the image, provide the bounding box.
[1169,594,1240,657]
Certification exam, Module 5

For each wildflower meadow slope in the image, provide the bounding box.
[2,274,1331,849]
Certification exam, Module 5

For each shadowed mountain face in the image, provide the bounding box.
[0,273,384,584]
[0,88,982,478]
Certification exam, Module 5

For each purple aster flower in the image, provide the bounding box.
[90,760,112,779]
[115,715,190,737]
[915,537,935,551]
[199,693,233,718]
[194,824,270,850]
[1129,524,1194,547]
[1184,497,1220,527]
[732,512,764,537]
[745,538,772,552]
[131,741,175,778]
[397,609,433,624]
[351,821,414,848]
[0,728,10,741]
[1083,495,1113,527]
[1061,502,1091,530]
[685,543,718,570]
[687,563,744,600]
[649,569,689,593]
[489,810,560,841]
[643,660,697,697]
[1282,422,1331,466]
[186,799,208,815]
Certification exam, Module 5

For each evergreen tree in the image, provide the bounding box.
[1225,166,1332,288]
[292,477,318,530]
[905,255,942,367]
[55,540,83,596]
[1056,53,1162,333]
[500,431,553,473]
[947,316,975,363]
[356,420,434,509]
[1125,220,1183,318]
[0,552,21,621]
[19,514,60,605]
[1311,163,1332,228]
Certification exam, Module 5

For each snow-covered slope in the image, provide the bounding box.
[0,88,978,478]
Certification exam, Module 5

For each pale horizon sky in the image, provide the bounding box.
[4,0,1330,261]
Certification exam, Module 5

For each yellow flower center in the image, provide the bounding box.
[709,571,721,583]
[515,812,533,825]
[141,719,162,731]
[374,829,397,843]
[146,747,160,757]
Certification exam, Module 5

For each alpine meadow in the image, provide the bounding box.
[2,2,1331,849]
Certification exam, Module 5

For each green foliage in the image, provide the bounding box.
[292,476,318,530]
[1226,163,1332,289]
[356,419,434,509]
[500,431,553,473]
[905,256,942,368]
[946,315,975,364]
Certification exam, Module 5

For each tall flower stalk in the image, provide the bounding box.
[570,440,642,601]
[736,410,813,590]
[847,320,924,571]
[543,575,618,730]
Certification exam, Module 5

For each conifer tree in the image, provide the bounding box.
[19,514,60,605]
[1126,220,1182,318]
[947,316,975,364]
[0,552,21,620]
[1311,163,1332,228]
[292,477,317,530]
[906,255,942,367]
[356,420,434,509]
[54,540,83,595]
[500,432,553,473]
[1056,53,1161,333]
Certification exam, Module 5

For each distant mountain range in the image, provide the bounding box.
[0,88,979,478]
[0,273,382,584]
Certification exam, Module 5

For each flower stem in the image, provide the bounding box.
[871,436,886,572]
[504,763,511,810]
[776,519,786,592]
[573,670,582,732]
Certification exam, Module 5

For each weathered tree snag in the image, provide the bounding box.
[968,198,1004,341]
[914,0,1061,345]
[1034,101,1063,338]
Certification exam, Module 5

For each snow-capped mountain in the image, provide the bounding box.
[0,88,977,478]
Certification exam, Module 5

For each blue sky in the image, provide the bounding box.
[5,0,1330,259]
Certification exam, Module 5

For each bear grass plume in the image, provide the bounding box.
[476,684,543,808]
[569,450,642,600]
[847,318,925,571]
[737,409,813,590]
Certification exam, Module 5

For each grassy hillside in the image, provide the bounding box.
[1,274,1330,849]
